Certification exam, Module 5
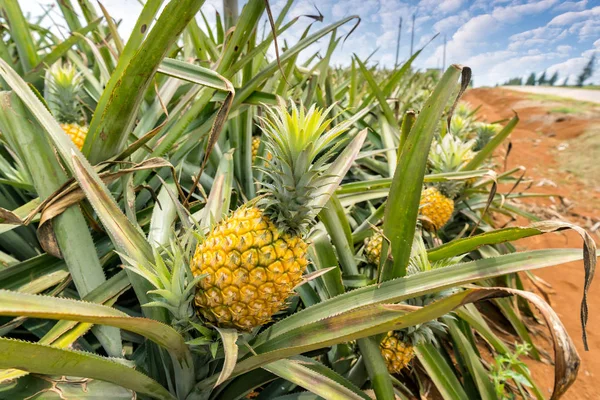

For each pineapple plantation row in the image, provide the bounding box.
[0,1,596,399]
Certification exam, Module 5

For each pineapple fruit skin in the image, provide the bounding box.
[364,232,383,265]
[251,136,272,163]
[251,136,260,162]
[380,332,415,373]
[191,207,308,330]
[60,123,87,150]
[420,187,454,230]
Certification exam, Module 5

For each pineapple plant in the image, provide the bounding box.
[44,63,88,149]
[0,2,592,398]
[421,134,476,230]
[192,101,354,330]
[380,237,453,373]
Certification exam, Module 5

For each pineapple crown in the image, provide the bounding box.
[473,122,500,151]
[429,134,476,173]
[45,62,85,124]
[454,101,474,118]
[258,100,350,235]
[428,134,476,198]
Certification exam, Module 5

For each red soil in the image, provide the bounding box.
[463,88,600,400]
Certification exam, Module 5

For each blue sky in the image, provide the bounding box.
[22,0,600,87]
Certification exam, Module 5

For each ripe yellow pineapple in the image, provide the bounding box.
[422,134,476,230]
[192,207,308,329]
[251,136,260,161]
[251,136,272,163]
[419,187,454,230]
[46,63,88,149]
[380,332,415,373]
[60,123,88,150]
[192,101,358,330]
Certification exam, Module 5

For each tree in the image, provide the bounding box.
[560,77,569,86]
[537,71,547,85]
[525,72,536,85]
[576,54,596,86]
[548,71,559,86]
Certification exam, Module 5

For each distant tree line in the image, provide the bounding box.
[501,54,596,87]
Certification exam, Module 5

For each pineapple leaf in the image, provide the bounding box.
[416,344,469,400]
[380,65,470,281]
[264,356,371,400]
[0,338,175,400]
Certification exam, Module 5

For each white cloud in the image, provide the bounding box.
[418,0,465,15]
[432,11,470,33]
[557,45,573,54]
[548,5,600,25]
[554,0,588,12]
[545,51,600,85]
[492,0,558,23]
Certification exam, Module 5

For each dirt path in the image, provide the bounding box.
[503,86,600,104]
[463,88,600,400]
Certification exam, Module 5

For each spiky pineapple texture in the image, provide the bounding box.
[192,207,308,330]
[60,123,88,150]
[364,232,383,265]
[251,136,272,163]
[192,101,347,330]
[251,136,261,161]
[420,187,454,230]
[380,332,415,373]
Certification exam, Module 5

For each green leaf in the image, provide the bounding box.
[357,337,395,400]
[158,58,233,92]
[233,15,360,107]
[0,269,128,382]
[263,357,370,400]
[214,328,238,388]
[0,375,136,399]
[0,89,120,356]
[1,0,39,71]
[415,344,469,400]
[447,319,497,399]
[252,249,584,348]
[84,0,206,162]
[25,18,103,79]
[0,290,190,364]
[462,114,518,171]
[380,65,470,281]
[355,56,399,135]
[0,338,175,400]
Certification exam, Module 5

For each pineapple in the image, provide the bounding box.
[419,187,454,230]
[45,63,88,149]
[380,237,456,373]
[251,136,272,162]
[380,331,415,373]
[192,101,352,330]
[251,136,261,161]
[364,232,383,265]
[422,134,476,230]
